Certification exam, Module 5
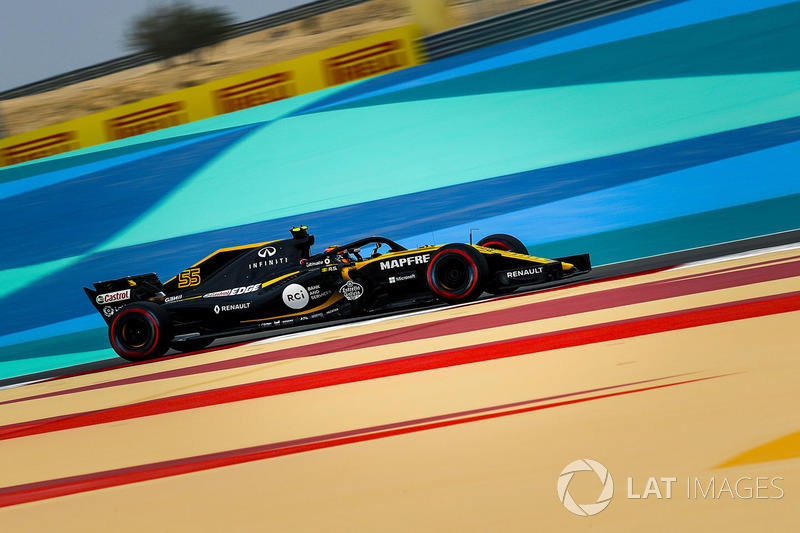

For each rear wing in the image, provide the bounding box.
[83,273,164,324]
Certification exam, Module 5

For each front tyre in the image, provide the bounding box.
[476,233,527,254]
[109,302,172,361]
[426,244,488,303]
[477,233,527,295]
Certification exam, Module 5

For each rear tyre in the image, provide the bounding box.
[426,244,488,303]
[476,233,527,254]
[477,233,527,295]
[109,302,172,362]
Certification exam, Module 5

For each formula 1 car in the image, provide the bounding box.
[85,226,591,361]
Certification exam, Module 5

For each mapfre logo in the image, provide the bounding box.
[214,72,296,114]
[323,40,407,86]
[0,132,79,167]
[106,102,188,141]
[379,254,430,271]
[557,460,614,517]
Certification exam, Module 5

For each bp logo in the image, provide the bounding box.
[557,459,614,516]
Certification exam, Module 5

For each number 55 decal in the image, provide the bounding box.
[177,268,201,288]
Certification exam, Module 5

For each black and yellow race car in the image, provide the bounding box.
[85,226,591,361]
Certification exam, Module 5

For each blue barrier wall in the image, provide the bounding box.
[2,0,799,379]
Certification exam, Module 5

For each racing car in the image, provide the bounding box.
[85,226,591,361]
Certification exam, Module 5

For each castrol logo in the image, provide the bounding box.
[96,289,131,305]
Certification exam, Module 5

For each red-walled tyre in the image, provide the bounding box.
[476,233,528,254]
[426,244,488,303]
[477,233,528,295]
[109,302,172,362]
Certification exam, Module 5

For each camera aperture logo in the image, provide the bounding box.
[557,459,614,517]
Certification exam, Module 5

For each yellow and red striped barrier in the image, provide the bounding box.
[0,25,423,168]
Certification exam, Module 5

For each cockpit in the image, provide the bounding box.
[312,237,407,265]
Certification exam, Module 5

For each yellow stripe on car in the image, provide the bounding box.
[261,271,299,289]
[164,239,282,285]
[474,246,554,264]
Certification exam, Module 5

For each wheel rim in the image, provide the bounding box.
[121,318,151,348]
[111,309,159,357]
[437,256,472,292]
[428,249,479,299]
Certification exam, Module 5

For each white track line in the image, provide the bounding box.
[671,242,800,270]
[0,379,47,391]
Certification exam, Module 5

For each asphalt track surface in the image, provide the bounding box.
[3,228,798,388]
[0,230,798,531]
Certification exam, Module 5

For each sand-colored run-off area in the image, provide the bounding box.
[0,246,797,531]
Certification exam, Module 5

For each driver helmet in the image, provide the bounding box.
[324,245,351,263]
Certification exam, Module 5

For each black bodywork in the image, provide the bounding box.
[85,227,591,361]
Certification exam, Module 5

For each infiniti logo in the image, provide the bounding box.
[258,246,277,258]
